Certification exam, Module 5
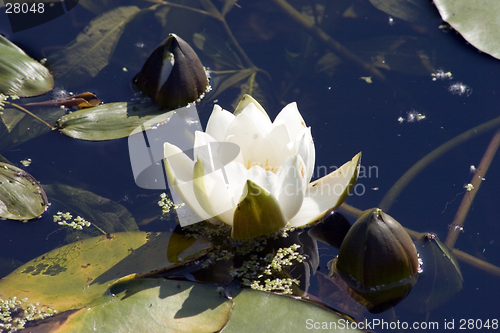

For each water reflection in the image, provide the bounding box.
[1,0,499,331]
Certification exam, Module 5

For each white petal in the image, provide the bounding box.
[224,161,249,210]
[234,94,269,118]
[265,122,293,170]
[163,143,212,223]
[193,131,217,163]
[205,105,235,142]
[163,142,193,183]
[275,142,295,170]
[246,137,280,172]
[238,103,272,135]
[288,152,361,228]
[225,111,268,165]
[225,134,249,167]
[276,155,307,220]
[193,157,236,226]
[295,127,315,182]
[274,102,307,140]
[247,165,279,198]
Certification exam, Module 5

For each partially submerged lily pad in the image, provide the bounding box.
[369,0,427,23]
[0,35,54,97]
[46,6,142,86]
[0,162,48,220]
[0,104,66,151]
[43,184,139,240]
[402,233,463,313]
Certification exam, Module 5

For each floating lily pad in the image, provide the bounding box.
[0,35,54,97]
[434,0,500,60]
[0,162,48,220]
[28,279,233,333]
[0,231,209,313]
[54,102,174,141]
[402,233,463,313]
[221,288,364,333]
[24,278,363,333]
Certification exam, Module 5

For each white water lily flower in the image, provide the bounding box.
[164,95,361,240]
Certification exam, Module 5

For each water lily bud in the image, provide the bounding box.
[134,33,210,109]
[334,208,420,313]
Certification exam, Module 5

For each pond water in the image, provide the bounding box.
[1,1,499,332]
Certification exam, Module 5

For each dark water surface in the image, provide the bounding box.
[1,1,499,332]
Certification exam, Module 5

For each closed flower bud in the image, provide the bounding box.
[134,33,210,109]
[334,208,420,313]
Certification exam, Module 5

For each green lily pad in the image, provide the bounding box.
[0,231,209,313]
[0,35,54,97]
[434,0,500,60]
[402,233,463,313]
[54,102,174,141]
[27,279,232,333]
[222,289,364,332]
[25,279,362,333]
[0,162,48,220]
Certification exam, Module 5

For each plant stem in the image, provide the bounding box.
[157,0,256,70]
[379,114,500,212]
[451,248,500,278]
[146,0,211,17]
[444,129,500,249]
[197,0,256,68]
[4,101,53,129]
[268,0,385,81]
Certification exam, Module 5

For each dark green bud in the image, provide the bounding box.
[134,33,210,109]
[334,208,420,313]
